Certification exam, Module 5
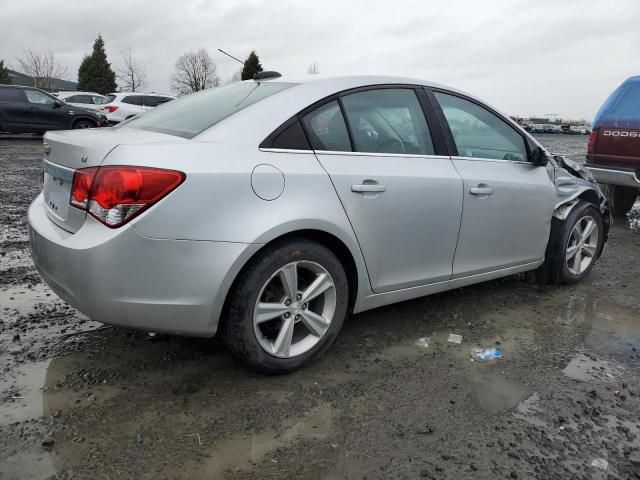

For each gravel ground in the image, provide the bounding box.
[1,133,639,480]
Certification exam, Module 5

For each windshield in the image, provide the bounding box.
[120,82,295,139]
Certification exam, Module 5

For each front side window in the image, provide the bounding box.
[341,88,434,155]
[25,89,55,105]
[301,100,352,152]
[434,92,527,161]
[122,82,294,139]
[92,96,105,105]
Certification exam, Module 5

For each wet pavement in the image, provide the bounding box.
[1,134,640,479]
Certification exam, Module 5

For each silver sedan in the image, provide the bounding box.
[28,74,609,373]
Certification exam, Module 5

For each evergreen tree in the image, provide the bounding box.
[241,51,263,80]
[77,35,117,94]
[0,60,10,84]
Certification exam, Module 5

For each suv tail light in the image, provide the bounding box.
[70,166,185,228]
[104,105,119,113]
[587,128,598,155]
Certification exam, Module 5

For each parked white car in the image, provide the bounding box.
[54,91,106,111]
[101,92,175,124]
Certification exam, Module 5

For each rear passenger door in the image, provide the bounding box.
[0,88,31,132]
[430,90,556,277]
[303,87,464,293]
[122,95,145,117]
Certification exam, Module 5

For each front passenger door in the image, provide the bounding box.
[431,91,556,278]
[24,89,67,130]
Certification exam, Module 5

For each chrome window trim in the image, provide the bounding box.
[450,155,533,166]
[314,150,451,160]
[260,147,451,160]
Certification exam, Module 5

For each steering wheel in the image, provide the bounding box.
[376,138,406,154]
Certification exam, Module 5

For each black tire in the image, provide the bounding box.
[220,239,349,374]
[72,119,95,129]
[540,201,604,285]
[600,184,638,217]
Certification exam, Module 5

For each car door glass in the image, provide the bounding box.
[301,100,352,152]
[0,88,24,102]
[25,90,55,106]
[76,95,93,104]
[92,96,105,105]
[341,89,434,155]
[434,92,527,161]
[123,96,143,106]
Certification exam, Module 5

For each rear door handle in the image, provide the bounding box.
[351,184,386,193]
[470,185,495,196]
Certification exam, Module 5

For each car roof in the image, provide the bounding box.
[108,92,175,97]
[56,91,104,96]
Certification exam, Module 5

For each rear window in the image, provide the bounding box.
[120,82,295,139]
[0,88,23,102]
[103,94,117,104]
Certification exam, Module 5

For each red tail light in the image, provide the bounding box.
[587,128,598,155]
[70,166,185,228]
[104,105,119,113]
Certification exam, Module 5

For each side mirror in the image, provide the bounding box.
[53,101,63,109]
[529,146,548,166]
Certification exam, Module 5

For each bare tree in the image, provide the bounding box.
[306,62,320,75]
[116,49,147,92]
[170,48,220,96]
[17,50,68,90]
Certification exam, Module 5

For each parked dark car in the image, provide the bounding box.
[586,76,640,216]
[0,85,108,134]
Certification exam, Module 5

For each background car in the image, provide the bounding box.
[101,92,175,124]
[29,75,608,373]
[54,91,106,111]
[586,75,640,216]
[0,85,108,133]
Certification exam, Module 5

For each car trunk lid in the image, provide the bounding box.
[42,128,184,233]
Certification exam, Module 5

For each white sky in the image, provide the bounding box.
[1,0,638,120]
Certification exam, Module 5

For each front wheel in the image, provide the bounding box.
[221,239,349,374]
[542,201,604,285]
[72,119,95,129]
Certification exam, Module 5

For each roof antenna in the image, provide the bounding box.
[218,49,244,65]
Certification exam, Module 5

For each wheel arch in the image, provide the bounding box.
[211,227,369,336]
[72,116,97,128]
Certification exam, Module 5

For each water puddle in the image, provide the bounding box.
[0,450,56,480]
[563,352,624,382]
[0,283,54,316]
[200,403,338,477]
[470,372,532,414]
[513,392,548,427]
[0,360,50,426]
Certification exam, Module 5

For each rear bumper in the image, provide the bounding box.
[587,166,640,188]
[28,193,258,337]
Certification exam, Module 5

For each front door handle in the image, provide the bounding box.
[470,185,495,196]
[351,184,386,193]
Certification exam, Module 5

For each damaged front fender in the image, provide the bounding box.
[552,155,611,244]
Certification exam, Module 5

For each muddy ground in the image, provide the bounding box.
[1,133,639,480]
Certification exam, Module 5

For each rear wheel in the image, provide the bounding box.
[72,119,95,129]
[600,184,638,217]
[221,239,349,374]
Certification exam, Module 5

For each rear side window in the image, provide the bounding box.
[341,88,434,155]
[122,95,143,106]
[0,88,23,102]
[121,82,294,139]
[301,100,352,152]
[262,118,311,150]
[143,96,172,107]
[103,94,116,104]
[434,92,527,161]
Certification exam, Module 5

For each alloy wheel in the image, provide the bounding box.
[253,261,336,358]
[566,215,599,275]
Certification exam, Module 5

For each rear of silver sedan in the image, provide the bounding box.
[28,129,259,337]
